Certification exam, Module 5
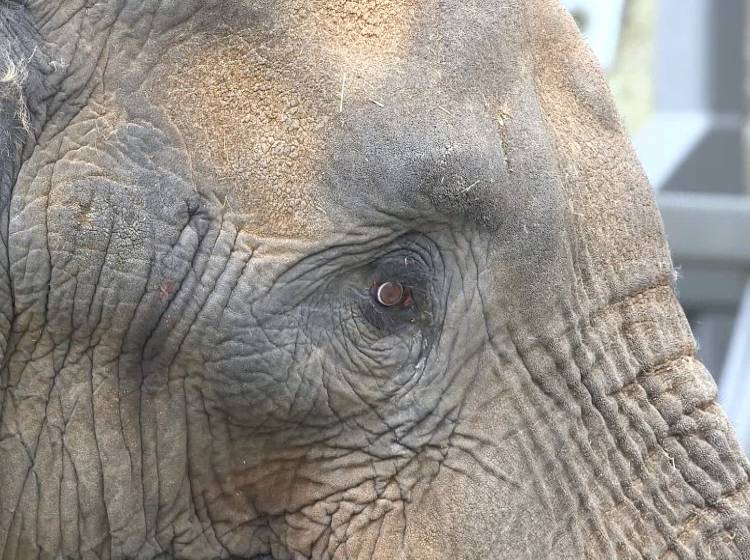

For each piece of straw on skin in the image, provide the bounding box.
[339,74,347,113]
[437,105,454,117]
[462,180,480,194]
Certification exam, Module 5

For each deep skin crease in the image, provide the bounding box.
[1,0,750,559]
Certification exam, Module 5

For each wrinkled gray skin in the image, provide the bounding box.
[1,0,749,558]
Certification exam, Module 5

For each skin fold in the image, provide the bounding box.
[0,0,749,558]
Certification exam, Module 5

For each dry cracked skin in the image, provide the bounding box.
[0,0,748,559]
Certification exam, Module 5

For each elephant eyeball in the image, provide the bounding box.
[372,282,414,308]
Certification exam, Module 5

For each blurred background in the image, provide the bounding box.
[562,0,750,452]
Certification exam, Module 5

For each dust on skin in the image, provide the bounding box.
[146,0,430,239]
[528,0,670,289]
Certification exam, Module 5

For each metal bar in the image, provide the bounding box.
[719,281,750,453]
[655,0,745,114]
[657,193,750,265]
[635,112,710,191]
[688,310,736,377]
[671,266,748,308]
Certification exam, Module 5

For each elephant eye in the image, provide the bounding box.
[370,281,414,309]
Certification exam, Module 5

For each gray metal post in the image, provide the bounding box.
[720,282,750,453]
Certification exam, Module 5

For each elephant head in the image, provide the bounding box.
[1,0,749,558]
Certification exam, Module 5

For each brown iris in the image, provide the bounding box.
[371,281,414,309]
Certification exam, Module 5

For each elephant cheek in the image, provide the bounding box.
[403,471,562,559]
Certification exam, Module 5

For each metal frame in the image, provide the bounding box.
[657,193,750,266]
[635,0,746,195]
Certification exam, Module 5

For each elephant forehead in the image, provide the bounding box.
[139,0,557,248]
[298,0,427,57]
[146,1,431,238]
[150,39,327,238]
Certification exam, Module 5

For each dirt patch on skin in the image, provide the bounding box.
[308,0,423,58]
[150,36,330,238]
[147,0,429,239]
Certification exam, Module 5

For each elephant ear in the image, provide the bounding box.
[0,5,45,371]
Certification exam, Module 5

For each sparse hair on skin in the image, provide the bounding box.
[0,51,31,135]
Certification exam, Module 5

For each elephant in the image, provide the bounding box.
[1,0,749,558]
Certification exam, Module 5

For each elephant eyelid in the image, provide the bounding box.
[353,249,438,332]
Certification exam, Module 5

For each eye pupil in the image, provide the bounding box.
[373,281,412,308]
[376,282,404,307]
